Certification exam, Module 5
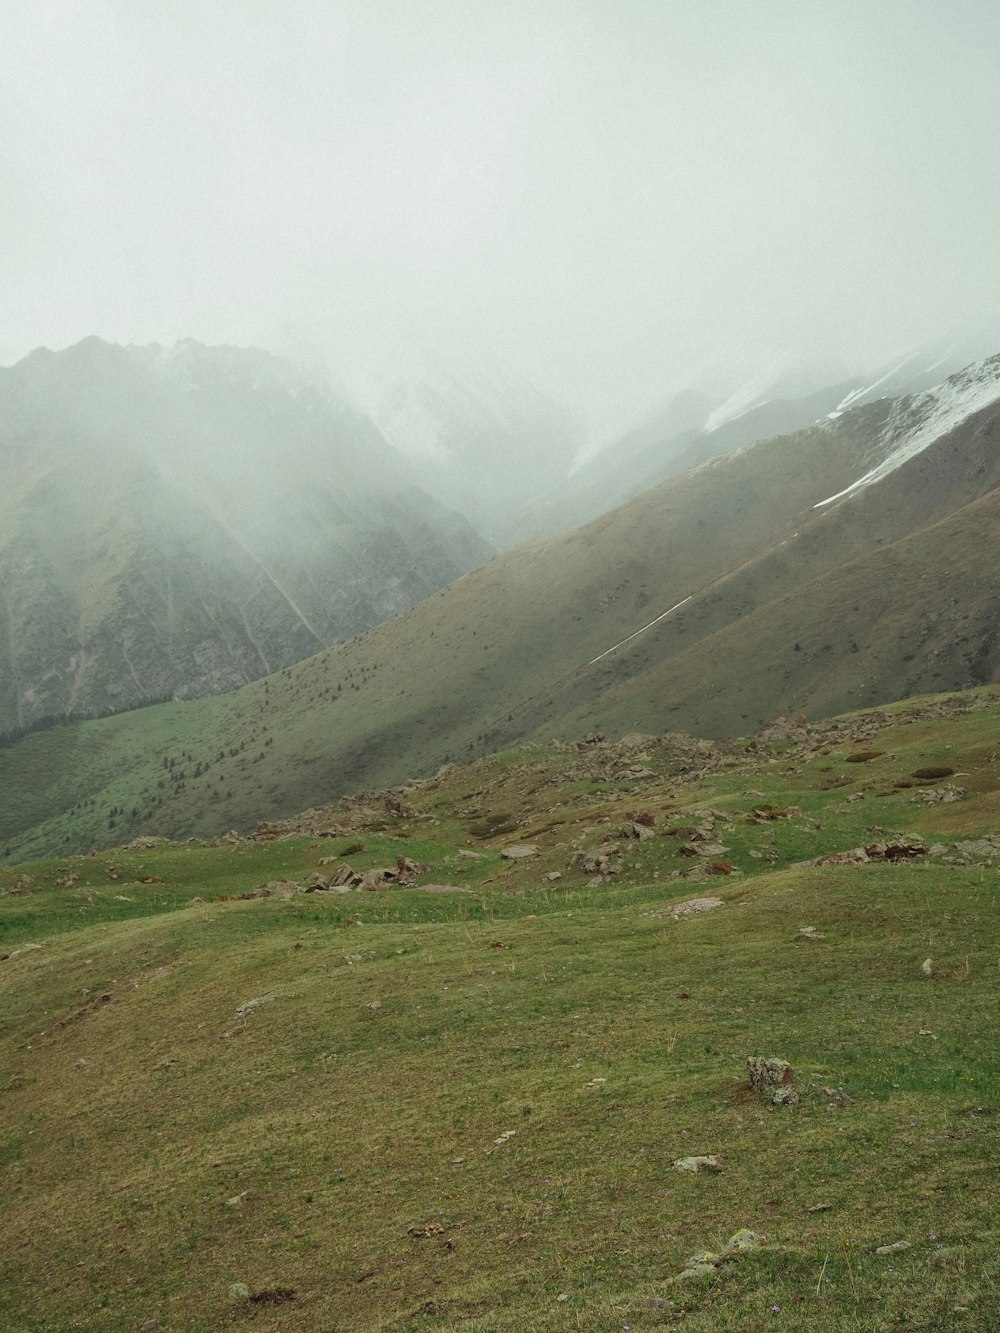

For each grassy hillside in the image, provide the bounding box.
[6,380,1000,862]
[3,690,1000,1330]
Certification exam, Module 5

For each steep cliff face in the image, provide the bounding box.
[0,338,490,732]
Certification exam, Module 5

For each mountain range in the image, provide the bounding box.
[4,347,1000,862]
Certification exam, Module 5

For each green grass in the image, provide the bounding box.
[2,692,1000,1330]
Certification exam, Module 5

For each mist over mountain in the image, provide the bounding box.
[337,344,582,546]
[0,337,489,734]
[559,330,1000,531]
[6,348,1000,862]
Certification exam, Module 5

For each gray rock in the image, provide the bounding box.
[747,1056,794,1091]
[500,844,540,860]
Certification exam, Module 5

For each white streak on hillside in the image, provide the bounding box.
[814,356,1000,509]
[589,597,693,666]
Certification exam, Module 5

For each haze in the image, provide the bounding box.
[4,0,1000,442]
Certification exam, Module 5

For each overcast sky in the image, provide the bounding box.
[4,0,1000,437]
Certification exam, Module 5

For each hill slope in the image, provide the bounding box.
[0,338,489,734]
[3,354,1000,860]
[2,690,1000,1330]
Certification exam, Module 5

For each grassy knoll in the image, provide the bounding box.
[2,692,1000,1329]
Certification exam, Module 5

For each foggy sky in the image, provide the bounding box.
[4,0,1000,440]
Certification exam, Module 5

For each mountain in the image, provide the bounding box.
[3,688,1000,1329]
[561,338,1000,532]
[0,337,490,734]
[4,349,1000,861]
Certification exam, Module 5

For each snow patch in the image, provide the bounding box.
[814,355,1000,509]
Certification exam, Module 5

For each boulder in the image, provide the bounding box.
[747,1057,794,1092]
[500,844,540,860]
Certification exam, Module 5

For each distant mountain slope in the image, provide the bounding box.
[561,339,1000,532]
[0,338,490,733]
[3,353,1000,861]
[367,370,581,546]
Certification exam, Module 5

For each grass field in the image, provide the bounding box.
[2,690,999,1330]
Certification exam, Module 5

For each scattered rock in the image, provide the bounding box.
[228,1283,251,1301]
[811,1084,853,1104]
[921,958,934,977]
[875,1240,911,1255]
[395,856,425,882]
[671,896,724,920]
[4,942,43,961]
[812,837,926,866]
[913,784,965,805]
[617,821,655,841]
[812,847,870,866]
[571,847,622,878]
[359,867,399,891]
[234,996,274,1018]
[867,838,928,862]
[670,1229,766,1284]
[772,1086,799,1106]
[500,844,540,860]
[748,804,803,822]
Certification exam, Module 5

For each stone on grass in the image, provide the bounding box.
[771,1085,799,1106]
[228,1283,251,1301]
[724,1230,763,1255]
[672,1155,721,1173]
[670,1229,766,1284]
[747,1056,794,1092]
[500,844,540,860]
[875,1240,911,1255]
